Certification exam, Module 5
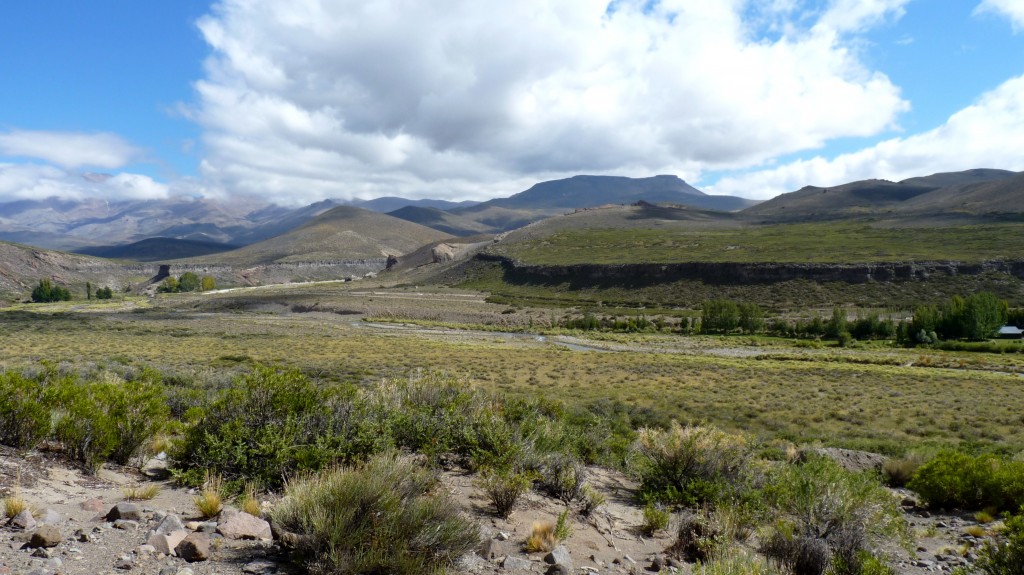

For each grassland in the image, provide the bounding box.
[490,222,1024,264]
[3,286,1024,457]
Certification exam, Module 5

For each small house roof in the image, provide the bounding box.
[998,325,1023,335]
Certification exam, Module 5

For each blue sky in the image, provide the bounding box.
[1,0,1024,204]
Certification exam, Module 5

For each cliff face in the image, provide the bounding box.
[477,254,1024,285]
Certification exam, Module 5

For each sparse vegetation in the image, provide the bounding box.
[123,484,162,501]
[908,452,1024,512]
[271,454,478,575]
[525,520,558,553]
[478,468,532,518]
[31,278,71,302]
[641,502,670,535]
[194,472,224,518]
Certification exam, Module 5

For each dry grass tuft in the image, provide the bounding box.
[123,484,162,501]
[194,472,224,518]
[3,495,29,519]
[964,525,987,538]
[525,521,558,553]
[240,483,261,517]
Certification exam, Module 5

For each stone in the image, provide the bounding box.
[31,548,52,558]
[176,569,195,575]
[544,545,573,568]
[175,533,211,562]
[35,509,61,525]
[184,521,202,531]
[242,559,278,574]
[148,530,188,556]
[479,538,507,560]
[106,503,142,522]
[80,498,106,513]
[27,526,62,548]
[155,514,186,535]
[217,511,272,541]
[10,509,37,530]
[545,564,572,575]
[114,556,134,570]
[649,555,664,572]
[501,556,533,571]
[136,544,157,555]
[497,531,510,541]
[114,519,139,531]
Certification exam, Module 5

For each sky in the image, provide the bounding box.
[1,0,1024,206]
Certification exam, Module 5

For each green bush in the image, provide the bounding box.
[173,366,385,489]
[271,454,479,575]
[537,452,587,503]
[908,452,1024,511]
[50,370,170,472]
[631,422,753,506]
[477,468,533,518]
[762,457,907,575]
[0,372,51,450]
[31,278,71,302]
[641,502,670,535]
[668,510,722,563]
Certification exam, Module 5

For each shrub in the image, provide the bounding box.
[668,510,721,563]
[554,508,573,541]
[123,484,162,501]
[763,457,908,575]
[537,452,587,503]
[173,366,381,489]
[969,508,1024,575]
[642,502,670,535]
[632,422,752,506]
[478,468,532,518]
[0,372,51,450]
[580,485,606,517]
[908,452,1024,512]
[31,278,71,302]
[694,549,780,575]
[882,455,923,488]
[271,454,479,575]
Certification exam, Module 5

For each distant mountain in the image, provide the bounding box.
[386,206,492,237]
[75,237,239,262]
[351,197,479,213]
[462,175,757,212]
[743,169,1024,222]
[182,206,451,266]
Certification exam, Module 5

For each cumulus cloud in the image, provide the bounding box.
[0,163,171,202]
[191,0,911,203]
[708,73,1024,198]
[975,0,1024,30]
[0,130,140,169]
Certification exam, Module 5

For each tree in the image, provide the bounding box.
[86,282,93,300]
[178,272,201,292]
[961,292,1007,341]
[31,279,71,303]
[825,307,847,339]
[701,300,740,334]
[157,277,179,293]
[201,276,216,291]
[738,303,764,334]
[95,286,114,300]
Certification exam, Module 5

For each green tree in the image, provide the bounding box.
[961,292,1008,341]
[201,275,216,291]
[31,279,71,303]
[96,286,114,300]
[157,277,179,293]
[701,300,740,334]
[178,272,201,292]
[826,307,848,339]
[86,282,92,300]
[737,303,764,334]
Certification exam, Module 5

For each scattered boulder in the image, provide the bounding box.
[105,503,142,522]
[798,447,886,473]
[154,514,186,535]
[113,556,134,570]
[175,533,211,563]
[544,545,574,575]
[113,519,139,531]
[80,498,106,513]
[242,560,278,574]
[216,510,272,541]
[27,526,62,549]
[479,538,507,560]
[148,530,188,556]
[9,509,37,531]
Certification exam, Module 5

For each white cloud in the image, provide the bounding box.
[0,130,140,169]
[975,0,1024,30]
[190,0,911,203]
[0,163,171,202]
[708,73,1024,198]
